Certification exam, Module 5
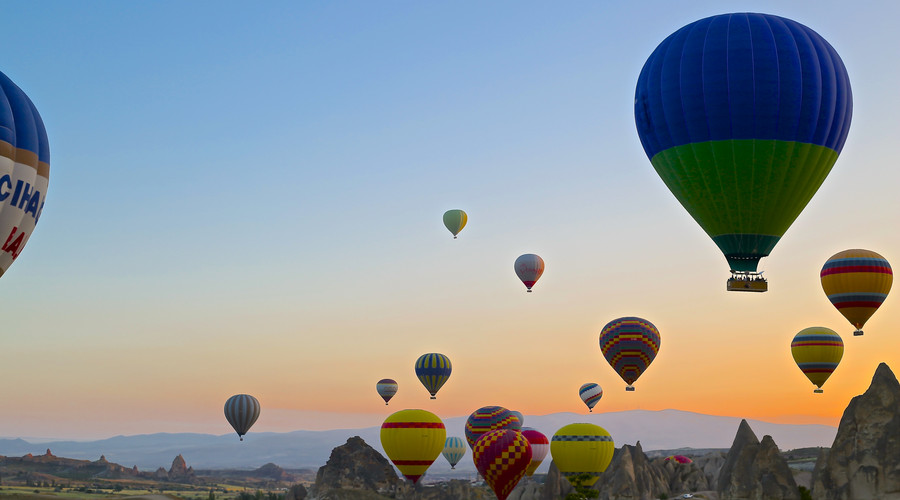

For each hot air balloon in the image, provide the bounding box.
[791,327,844,393]
[665,455,693,464]
[415,353,452,399]
[473,429,532,500]
[0,71,50,278]
[514,254,545,292]
[465,406,521,450]
[634,13,852,292]
[578,383,603,412]
[509,410,524,427]
[224,394,260,441]
[821,249,892,336]
[521,428,549,477]
[551,423,615,487]
[380,409,446,483]
[376,378,398,405]
[599,317,660,391]
[443,209,467,239]
[442,436,467,469]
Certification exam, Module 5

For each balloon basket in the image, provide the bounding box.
[814,389,824,394]
[430,396,436,400]
[453,236,457,239]
[625,386,635,392]
[526,289,532,293]
[727,272,767,292]
[239,437,244,441]
[854,330,864,336]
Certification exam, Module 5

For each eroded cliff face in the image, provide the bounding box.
[716,420,798,500]
[812,362,900,500]
[310,436,403,498]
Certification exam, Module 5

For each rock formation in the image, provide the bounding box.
[310,436,403,498]
[284,483,308,500]
[811,362,900,500]
[167,454,195,481]
[593,442,669,499]
[716,419,798,499]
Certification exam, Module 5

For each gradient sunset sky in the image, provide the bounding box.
[2,0,900,440]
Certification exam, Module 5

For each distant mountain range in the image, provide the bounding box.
[0,409,836,473]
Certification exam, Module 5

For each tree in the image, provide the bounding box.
[208,490,216,500]
[564,473,599,500]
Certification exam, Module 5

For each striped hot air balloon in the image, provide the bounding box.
[635,13,852,282]
[224,394,260,441]
[473,429,532,500]
[465,406,521,450]
[821,249,892,336]
[578,383,603,412]
[380,409,446,484]
[521,428,549,476]
[599,317,661,391]
[0,71,50,278]
[791,327,844,393]
[509,410,524,427]
[376,378,398,405]
[415,353,452,399]
[443,209,467,239]
[514,254,545,292]
[551,423,615,487]
[442,436,466,469]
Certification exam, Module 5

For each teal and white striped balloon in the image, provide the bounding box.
[442,436,466,469]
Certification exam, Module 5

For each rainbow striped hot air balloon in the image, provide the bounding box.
[578,383,603,412]
[442,436,466,469]
[635,13,852,287]
[465,406,521,450]
[376,378,398,405]
[821,249,892,336]
[380,409,446,484]
[224,394,260,441]
[791,327,844,393]
[443,209,468,239]
[473,429,532,500]
[521,428,549,476]
[415,353,452,399]
[551,423,615,487]
[599,317,660,391]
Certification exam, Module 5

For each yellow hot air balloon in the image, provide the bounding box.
[821,249,893,336]
[443,209,467,239]
[380,409,446,484]
[791,327,844,393]
[550,423,614,487]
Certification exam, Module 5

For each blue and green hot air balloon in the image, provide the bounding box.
[634,13,852,291]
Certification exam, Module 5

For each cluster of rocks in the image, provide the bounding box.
[303,362,900,499]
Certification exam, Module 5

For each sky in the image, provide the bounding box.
[1,0,900,440]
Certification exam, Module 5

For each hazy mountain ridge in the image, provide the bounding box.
[0,409,837,471]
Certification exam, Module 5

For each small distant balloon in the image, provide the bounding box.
[473,429,532,500]
[578,383,603,412]
[599,317,661,391]
[443,209,468,239]
[224,394,260,441]
[376,379,398,405]
[442,436,467,469]
[821,249,892,336]
[521,427,549,477]
[515,254,545,292]
[415,353,452,399]
[665,455,693,464]
[791,327,844,393]
[380,409,446,484]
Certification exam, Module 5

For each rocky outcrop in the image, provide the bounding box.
[594,442,669,499]
[661,455,710,494]
[251,463,293,481]
[167,454,195,481]
[311,436,403,498]
[541,461,574,500]
[717,419,798,499]
[811,362,900,500]
[284,483,308,500]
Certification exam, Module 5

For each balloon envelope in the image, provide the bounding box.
[821,249,892,336]
[415,353,452,399]
[521,427,549,476]
[551,423,615,487]
[599,317,661,390]
[376,379,398,405]
[473,429,532,500]
[380,409,446,484]
[634,13,852,274]
[465,406,521,449]
[665,455,693,464]
[791,327,844,392]
[442,436,466,469]
[579,383,603,412]
[0,71,51,278]
[224,394,260,441]
[443,209,468,238]
[509,410,524,427]
[514,254,545,292]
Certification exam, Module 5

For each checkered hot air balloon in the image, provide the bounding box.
[599,317,660,391]
[473,429,532,500]
[380,409,446,484]
[224,394,260,441]
[415,353,452,399]
[521,428,549,476]
[821,249,892,336]
[551,423,615,487]
[791,327,843,393]
[376,378,398,405]
[465,406,522,450]
[441,436,466,469]
[578,383,603,412]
